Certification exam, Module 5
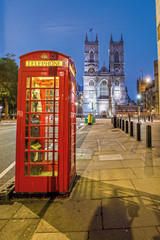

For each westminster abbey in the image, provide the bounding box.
[83,34,127,116]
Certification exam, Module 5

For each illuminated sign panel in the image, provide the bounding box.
[25,60,63,67]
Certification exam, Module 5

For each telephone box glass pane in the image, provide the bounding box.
[25,140,28,150]
[32,77,54,88]
[25,152,28,163]
[24,165,28,176]
[26,90,30,100]
[30,165,53,176]
[30,139,53,151]
[30,151,42,163]
[26,102,29,112]
[26,114,29,125]
[45,152,53,161]
[55,115,59,124]
[26,77,30,88]
[31,114,53,125]
[31,102,42,112]
[55,78,59,88]
[54,152,58,161]
[25,127,29,137]
[31,89,54,100]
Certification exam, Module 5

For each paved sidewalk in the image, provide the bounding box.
[1,119,160,239]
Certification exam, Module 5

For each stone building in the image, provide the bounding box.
[83,34,127,117]
[156,0,160,114]
[137,60,159,116]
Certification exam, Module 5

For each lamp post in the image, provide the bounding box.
[146,76,151,83]
[137,94,141,105]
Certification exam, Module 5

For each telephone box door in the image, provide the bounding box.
[16,71,65,192]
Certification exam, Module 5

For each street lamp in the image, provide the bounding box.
[137,94,141,100]
[146,76,151,83]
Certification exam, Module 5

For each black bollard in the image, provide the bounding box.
[126,120,128,133]
[120,119,122,129]
[146,125,152,147]
[114,116,117,128]
[117,118,119,128]
[130,121,133,136]
[148,116,150,121]
[151,116,153,122]
[122,119,124,131]
[137,123,141,141]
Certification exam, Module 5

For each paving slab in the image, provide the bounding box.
[102,196,160,229]
[0,202,22,219]
[69,179,92,200]
[32,232,70,240]
[35,219,59,233]
[86,160,123,170]
[12,200,49,219]
[32,231,88,240]
[121,153,145,160]
[81,169,100,181]
[100,146,123,151]
[0,220,8,231]
[76,152,93,160]
[132,166,160,179]
[0,219,39,240]
[42,200,102,232]
[89,227,160,240]
[91,180,138,199]
[100,168,136,181]
[81,142,97,148]
[94,150,117,155]
[98,154,124,161]
[76,159,91,171]
[121,160,147,168]
[132,178,160,197]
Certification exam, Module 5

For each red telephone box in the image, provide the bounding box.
[15,51,76,194]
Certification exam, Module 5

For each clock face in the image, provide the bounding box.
[89,68,95,74]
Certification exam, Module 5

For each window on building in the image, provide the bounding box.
[100,81,108,99]
[89,102,93,110]
[89,80,94,86]
[90,50,94,61]
[115,80,119,86]
[89,90,94,98]
[115,51,119,63]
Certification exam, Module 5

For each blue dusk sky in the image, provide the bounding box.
[0,0,157,101]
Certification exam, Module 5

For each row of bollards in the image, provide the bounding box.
[112,117,152,148]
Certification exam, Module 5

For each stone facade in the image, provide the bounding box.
[83,34,126,117]
[156,0,160,114]
[137,60,159,116]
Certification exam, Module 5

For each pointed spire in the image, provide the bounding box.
[95,34,98,42]
[85,34,88,43]
[120,34,123,43]
[110,34,113,43]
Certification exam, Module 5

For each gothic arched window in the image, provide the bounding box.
[100,81,108,99]
[89,80,94,86]
[115,80,119,86]
[115,51,119,63]
[90,50,94,61]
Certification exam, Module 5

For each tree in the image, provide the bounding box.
[0,57,18,119]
